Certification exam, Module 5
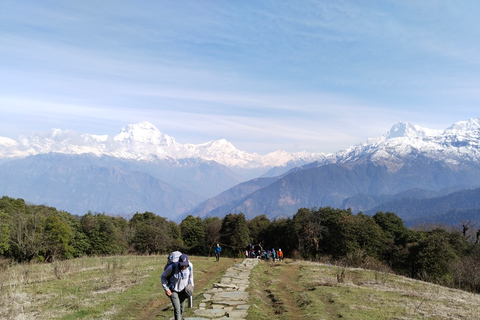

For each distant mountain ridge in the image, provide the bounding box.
[364,187,480,227]
[0,121,325,169]
[1,117,480,223]
[331,118,480,167]
[187,118,480,223]
[0,153,204,219]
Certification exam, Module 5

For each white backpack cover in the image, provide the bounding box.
[164,251,182,270]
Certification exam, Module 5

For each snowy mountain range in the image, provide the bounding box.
[331,119,480,168]
[1,117,480,223]
[184,118,480,222]
[0,121,325,169]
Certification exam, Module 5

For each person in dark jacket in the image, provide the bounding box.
[161,254,194,320]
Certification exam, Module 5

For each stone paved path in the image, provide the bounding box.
[185,258,259,320]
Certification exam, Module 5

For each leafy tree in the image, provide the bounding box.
[9,205,47,262]
[0,211,10,255]
[42,215,73,261]
[112,215,130,250]
[293,207,385,262]
[180,215,206,255]
[80,213,125,255]
[315,207,349,258]
[56,213,91,257]
[204,216,222,256]
[130,212,172,254]
[220,213,249,257]
[373,211,412,246]
[349,213,386,259]
[446,229,474,257]
[130,211,157,224]
[292,208,326,259]
[372,211,416,273]
[142,218,172,254]
[69,223,90,257]
[0,196,26,215]
[247,214,271,248]
[167,220,183,252]
[264,217,297,257]
[408,229,458,283]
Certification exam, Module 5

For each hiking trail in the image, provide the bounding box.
[184,258,259,320]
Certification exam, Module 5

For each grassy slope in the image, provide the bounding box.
[1,256,479,319]
[247,259,480,320]
[0,255,236,320]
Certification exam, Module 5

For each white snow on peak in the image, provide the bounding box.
[91,134,108,142]
[0,121,326,168]
[114,121,176,146]
[0,136,18,147]
[334,117,480,171]
[443,118,480,136]
[2,118,480,170]
[384,122,441,140]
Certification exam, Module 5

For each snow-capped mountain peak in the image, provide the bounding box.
[384,122,442,140]
[443,118,480,136]
[0,121,325,168]
[334,117,480,171]
[0,136,18,147]
[2,118,479,170]
[113,121,176,146]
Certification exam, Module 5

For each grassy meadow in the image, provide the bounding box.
[0,255,236,320]
[1,256,479,319]
[247,260,480,320]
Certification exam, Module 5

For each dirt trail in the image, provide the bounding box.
[266,262,304,317]
[137,258,236,320]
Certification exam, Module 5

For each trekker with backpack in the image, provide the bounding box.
[215,244,222,262]
[161,254,194,320]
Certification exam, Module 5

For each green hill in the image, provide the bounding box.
[1,256,478,319]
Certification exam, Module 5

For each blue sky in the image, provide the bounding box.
[1,1,479,154]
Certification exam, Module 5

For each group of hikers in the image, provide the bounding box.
[244,247,284,262]
[160,243,285,319]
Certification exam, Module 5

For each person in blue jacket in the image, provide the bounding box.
[215,243,222,262]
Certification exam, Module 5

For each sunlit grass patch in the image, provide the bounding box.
[248,259,480,320]
[0,255,166,319]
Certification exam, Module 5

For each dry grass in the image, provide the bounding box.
[2,256,479,319]
[0,256,157,319]
[0,255,236,320]
[247,259,480,320]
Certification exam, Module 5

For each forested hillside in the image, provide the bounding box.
[0,196,479,294]
[365,186,480,226]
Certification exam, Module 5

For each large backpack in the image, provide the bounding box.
[164,251,182,271]
[163,251,192,290]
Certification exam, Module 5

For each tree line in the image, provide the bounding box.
[0,196,479,293]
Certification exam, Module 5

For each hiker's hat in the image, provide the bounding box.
[179,254,189,266]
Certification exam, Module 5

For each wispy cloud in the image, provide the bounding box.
[1,0,479,153]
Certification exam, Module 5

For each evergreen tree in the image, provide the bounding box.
[220,213,249,257]
[180,215,206,255]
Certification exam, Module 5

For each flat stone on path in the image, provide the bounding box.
[212,291,248,301]
[189,258,259,320]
